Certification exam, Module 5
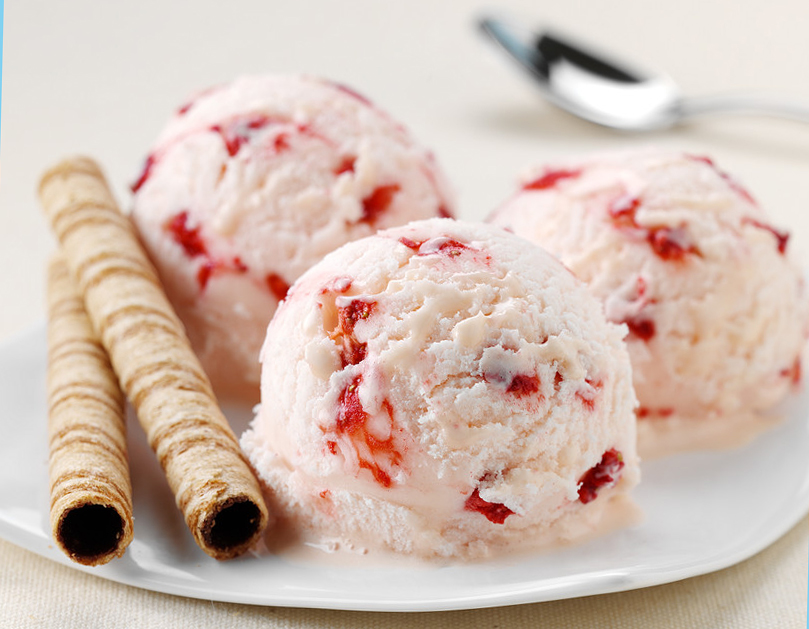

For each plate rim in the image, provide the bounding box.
[1,323,808,612]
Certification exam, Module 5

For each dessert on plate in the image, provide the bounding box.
[39,157,268,561]
[488,149,809,457]
[242,218,640,559]
[130,74,455,399]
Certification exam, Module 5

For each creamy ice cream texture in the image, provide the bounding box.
[130,74,454,399]
[488,150,808,457]
[242,219,639,559]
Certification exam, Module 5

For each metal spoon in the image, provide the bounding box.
[479,16,809,131]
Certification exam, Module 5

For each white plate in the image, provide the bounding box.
[1,324,808,612]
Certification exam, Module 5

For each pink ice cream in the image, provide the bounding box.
[130,75,454,399]
[241,219,639,559]
[488,149,808,457]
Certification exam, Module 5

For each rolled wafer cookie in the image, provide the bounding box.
[47,255,133,566]
[39,156,269,560]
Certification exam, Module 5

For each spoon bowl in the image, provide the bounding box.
[479,17,809,131]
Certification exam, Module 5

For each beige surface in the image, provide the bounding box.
[1,0,809,626]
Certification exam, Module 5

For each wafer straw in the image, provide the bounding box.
[39,157,269,560]
[47,255,134,566]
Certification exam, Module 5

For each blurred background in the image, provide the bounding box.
[2,0,808,333]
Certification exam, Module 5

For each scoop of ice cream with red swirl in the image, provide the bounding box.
[130,74,455,399]
[241,219,639,559]
[488,149,808,457]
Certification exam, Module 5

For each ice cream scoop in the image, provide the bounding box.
[242,218,639,559]
[488,149,809,457]
[130,75,454,399]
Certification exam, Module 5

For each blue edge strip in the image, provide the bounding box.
[0,0,4,148]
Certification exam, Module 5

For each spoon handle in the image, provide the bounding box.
[679,94,809,124]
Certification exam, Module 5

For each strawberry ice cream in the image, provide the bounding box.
[488,149,808,457]
[241,219,639,559]
[130,75,454,399]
